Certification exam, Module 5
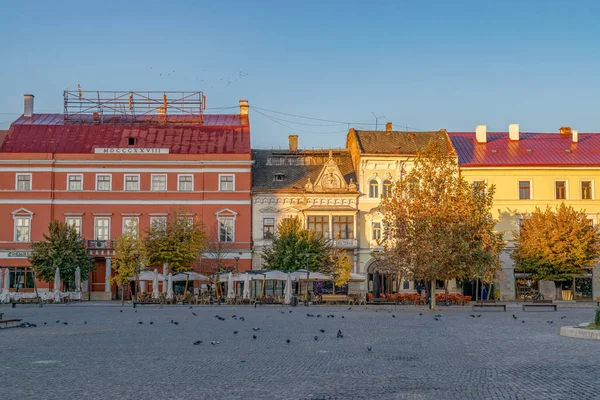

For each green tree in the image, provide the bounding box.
[323,247,352,287]
[381,142,504,309]
[110,232,145,286]
[512,203,599,298]
[262,217,330,272]
[29,220,94,283]
[143,211,208,273]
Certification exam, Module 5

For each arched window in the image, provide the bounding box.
[369,180,379,198]
[382,180,392,197]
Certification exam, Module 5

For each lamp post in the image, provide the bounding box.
[304,253,311,305]
[133,253,140,307]
[234,254,240,273]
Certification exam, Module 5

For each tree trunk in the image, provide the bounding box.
[555,283,563,301]
[429,280,436,310]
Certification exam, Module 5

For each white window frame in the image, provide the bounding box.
[124,174,140,192]
[122,217,139,237]
[218,217,235,242]
[151,174,167,192]
[149,216,167,232]
[580,179,595,200]
[14,216,31,242]
[368,179,380,198]
[95,174,112,191]
[517,179,532,200]
[262,217,275,239]
[372,221,382,241]
[178,174,194,192]
[554,179,568,200]
[219,174,235,191]
[65,217,82,236]
[15,173,32,191]
[94,217,111,241]
[67,174,83,191]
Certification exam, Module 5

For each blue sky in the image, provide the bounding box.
[1,0,599,149]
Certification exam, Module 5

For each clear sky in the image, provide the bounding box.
[1,0,599,149]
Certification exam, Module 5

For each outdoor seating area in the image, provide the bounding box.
[366,292,473,306]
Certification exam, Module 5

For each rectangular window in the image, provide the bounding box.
[263,218,275,239]
[8,268,35,289]
[333,216,354,239]
[96,175,112,191]
[68,174,83,191]
[555,181,566,200]
[581,181,592,200]
[65,217,82,236]
[151,174,167,191]
[372,222,382,241]
[219,174,234,191]
[124,175,139,192]
[150,216,167,232]
[518,180,531,200]
[122,217,139,237]
[14,217,31,242]
[178,175,193,191]
[218,218,235,242]
[307,215,329,238]
[94,218,110,241]
[16,174,31,191]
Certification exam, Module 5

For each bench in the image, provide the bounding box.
[523,300,557,311]
[473,300,506,311]
[321,294,348,305]
[15,297,42,304]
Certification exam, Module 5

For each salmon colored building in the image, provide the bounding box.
[0,92,252,300]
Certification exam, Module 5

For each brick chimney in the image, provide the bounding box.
[572,129,578,143]
[559,126,572,135]
[475,125,487,143]
[289,135,298,151]
[509,124,519,141]
[24,94,34,117]
[385,122,393,131]
[239,100,249,116]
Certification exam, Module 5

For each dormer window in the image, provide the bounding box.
[274,173,285,182]
[128,137,136,146]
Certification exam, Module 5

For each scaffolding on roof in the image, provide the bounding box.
[63,87,206,124]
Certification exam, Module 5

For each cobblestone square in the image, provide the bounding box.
[1,303,599,400]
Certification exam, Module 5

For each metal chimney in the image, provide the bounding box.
[475,125,487,143]
[24,94,34,117]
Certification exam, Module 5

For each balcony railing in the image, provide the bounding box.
[87,240,114,249]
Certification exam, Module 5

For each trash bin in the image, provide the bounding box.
[290,296,297,307]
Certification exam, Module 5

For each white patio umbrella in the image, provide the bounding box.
[0,268,9,303]
[152,269,160,299]
[166,272,174,301]
[243,273,251,299]
[227,272,235,299]
[284,273,293,305]
[349,273,366,282]
[171,272,210,281]
[292,270,332,281]
[127,271,166,281]
[53,267,61,303]
[75,267,81,292]
[260,270,291,281]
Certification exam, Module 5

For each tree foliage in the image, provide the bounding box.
[143,211,208,273]
[29,220,94,283]
[110,232,144,286]
[512,203,599,283]
[381,142,504,287]
[262,217,330,272]
[323,247,353,286]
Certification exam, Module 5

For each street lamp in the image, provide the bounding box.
[304,253,311,305]
[234,254,241,273]
[133,253,140,307]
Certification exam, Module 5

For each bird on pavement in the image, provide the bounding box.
[522,320,525,324]
[314,336,319,341]
[192,312,197,316]
[470,315,476,318]
[434,318,439,321]
[286,339,291,343]
[193,341,202,345]
[512,314,518,320]
[561,316,567,319]
[138,321,143,325]
[392,315,396,318]
[149,322,154,325]
[476,315,482,318]
[419,313,422,316]
[367,346,372,352]
[62,322,68,325]
[337,330,344,338]
[319,329,325,333]
[547,321,553,324]
[234,331,238,334]
[253,335,257,339]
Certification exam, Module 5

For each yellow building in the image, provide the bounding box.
[449,125,600,301]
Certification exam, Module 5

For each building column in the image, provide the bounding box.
[105,257,112,293]
[163,263,168,293]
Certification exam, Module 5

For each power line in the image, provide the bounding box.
[251,105,376,126]
[253,109,348,135]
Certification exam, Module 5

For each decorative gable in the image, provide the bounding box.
[11,208,34,216]
[215,208,238,219]
[310,150,348,192]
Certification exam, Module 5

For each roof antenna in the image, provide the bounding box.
[371,112,385,131]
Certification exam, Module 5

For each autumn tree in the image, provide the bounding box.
[381,142,504,309]
[29,220,94,284]
[110,232,145,287]
[143,211,208,273]
[262,217,330,272]
[323,247,352,287]
[512,203,600,299]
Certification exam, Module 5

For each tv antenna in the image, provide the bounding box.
[371,112,386,131]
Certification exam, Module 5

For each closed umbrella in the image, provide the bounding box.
[284,273,293,305]
[172,272,210,281]
[75,267,81,292]
[0,268,9,303]
[152,269,160,299]
[53,267,61,303]
[227,272,235,299]
[166,273,174,301]
[243,273,251,299]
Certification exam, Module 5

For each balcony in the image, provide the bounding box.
[332,238,358,248]
[87,240,114,250]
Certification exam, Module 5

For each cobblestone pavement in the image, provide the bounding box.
[0,303,599,400]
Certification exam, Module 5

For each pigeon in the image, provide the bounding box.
[62,322,68,325]
[138,321,143,325]
[547,320,554,324]
[120,310,123,313]
[215,315,220,318]
[286,339,291,343]
[392,315,396,318]
[280,311,285,314]
[239,317,245,321]
[189,306,193,309]
[135,310,137,313]
[434,318,439,321]
[314,336,319,341]
[173,322,179,325]
[149,322,154,325]
[561,316,567,319]
[319,329,325,333]
[193,340,202,345]
[306,314,311,317]
[192,312,197,316]
[470,315,476,318]
[253,327,261,331]
[233,331,238,335]
[522,320,525,324]
[317,315,322,318]
[434,314,442,318]
[211,341,220,345]
[341,316,345,319]
[476,315,482,318]
[348,307,352,310]
[84,321,87,324]
[367,346,372,352]
[43,322,47,326]
[512,314,518,320]
[253,335,257,339]
[419,313,422,316]
[337,330,343,338]
[289,311,292,313]
[56,320,60,323]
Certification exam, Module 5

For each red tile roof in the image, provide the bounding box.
[448,132,600,167]
[1,114,250,154]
